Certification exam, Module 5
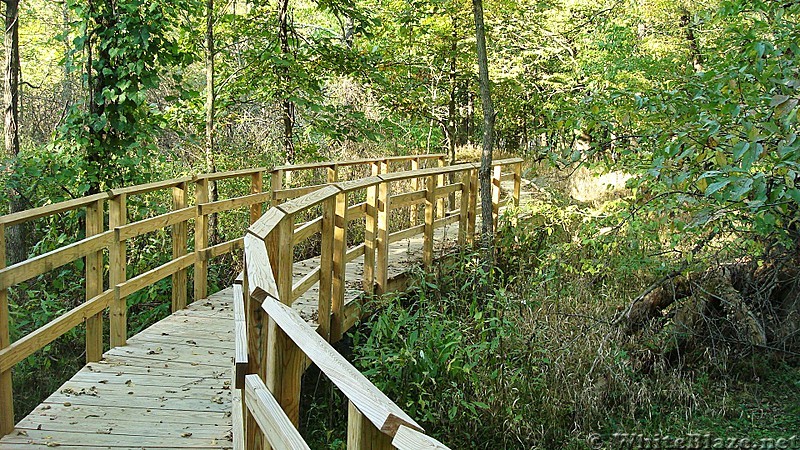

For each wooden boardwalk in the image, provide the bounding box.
[0,221,467,449]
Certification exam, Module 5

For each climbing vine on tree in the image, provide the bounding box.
[57,0,197,194]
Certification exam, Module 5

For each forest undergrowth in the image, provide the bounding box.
[299,164,800,449]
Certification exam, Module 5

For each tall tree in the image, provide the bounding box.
[205,0,219,243]
[472,0,495,254]
[278,0,295,163]
[4,0,25,264]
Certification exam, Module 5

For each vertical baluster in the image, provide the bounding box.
[318,197,335,341]
[265,217,302,426]
[436,156,445,218]
[363,180,378,296]
[423,175,437,269]
[458,170,470,246]
[195,178,209,301]
[409,157,420,226]
[85,198,104,362]
[513,162,522,208]
[271,168,284,206]
[172,182,188,312]
[375,179,391,295]
[331,191,348,342]
[251,171,264,225]
[347,401,393,450]
[492,164,502,231]
[0,223,13,436]
[242,241,268,450]
[109,193,127,348]
[327,164,339,183]
[467,168,478,244]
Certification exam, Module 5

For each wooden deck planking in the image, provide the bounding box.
[1,290,236,449]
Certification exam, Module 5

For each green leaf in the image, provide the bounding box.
[705,179,731,196]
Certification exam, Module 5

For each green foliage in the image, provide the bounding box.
[56,0,199,193]
[351,249,547,447]
[546,0,800,249]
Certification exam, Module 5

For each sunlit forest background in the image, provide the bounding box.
[1,0,799,447]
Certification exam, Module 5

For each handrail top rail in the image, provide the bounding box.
[270,154,446,172]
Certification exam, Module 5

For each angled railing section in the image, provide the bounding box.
[237,158,523,449]
[0,153,446,437]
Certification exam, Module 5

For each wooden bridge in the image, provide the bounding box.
[0,154,524,449]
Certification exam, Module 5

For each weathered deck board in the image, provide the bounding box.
[1,290,236,449]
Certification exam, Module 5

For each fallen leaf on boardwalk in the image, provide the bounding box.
[181,432,193,437]
[46,442,60,447]
[211,396,224,404]
[16,430,28,436]
[62,402,71,407]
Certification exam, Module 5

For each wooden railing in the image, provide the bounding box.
[0,153,446,436]
[237,157,523,449]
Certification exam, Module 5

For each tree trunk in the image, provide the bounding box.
[472,0,495,259]
[680,8,703,71]
[447,15,457,165]
[279,0,295,164]
[5,0,26,264]
[205,0,219,244]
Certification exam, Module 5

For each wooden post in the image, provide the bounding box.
[458,170,470,246]
[251,171,264,225]
[0,224,14,436]
[331,191,348,342]
[375,180,391,295]
[423,175,437,269]
[379,159,388,176]
[109,194,127,348]
[467,169,478,245]
[243,257,268,450]
[318,197,335,341]
[195,178,209,301]
[271,168,284,206]
[409,157,420,226]
[492,164,502,231]
[172,182,188,312]
[327,164,339,183]
[363,181,377,296]
[513,162,522,208]
[347,401,393,450]
[436,155,445,218]
[265,218,303,426]
[85,199,104,362]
